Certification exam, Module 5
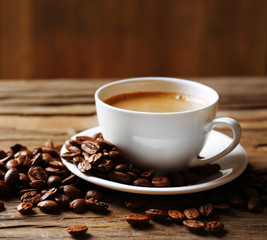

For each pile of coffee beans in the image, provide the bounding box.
[0,137,266,237]
[62,133,221,187]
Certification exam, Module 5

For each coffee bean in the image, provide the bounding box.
[199,203,213,217]
[61,151,81,161]
[97,159,114,172]
[183,220,205,232]
[0,200,5,211]
[55,194,70,207]
[61,174,77,185]
[17,202,33,215]
[183,208,200,220]
[227,195,246,208]
[37,200,58,212]
[140,170,155,180]
[88,153,103,166]
[86,198,108,212]
[114,164,129,172]
[180,171,200,185]
[29,180,47,189]
[168,210,186,223]
[28,166,48,182]
[48,161,66,169]
[63,185,84,199]
[19,173,30,186]
[206,221,224,234]
[169,172,184,186]
[0,180,12,197]
[31,153,43,166]
[81,140,100,155]
[195,164,221,176]
[133,178,152,187]
[125,214,150,225]
[145,209,168,221]
[19,188,38,196]
[125,197,147,210]
[152,177,171,187]
[107,171,133,184]
[22,193,41,206]
[4,168,19,186]
[67,225,88,236]
[5,159,19,170]
[78,160,92,173]
[47,175,61,187]
[40,187,58,201]
[247,196,263,213]
[86,189,104,201]
[10,144,26,154]
[70,198,87,213]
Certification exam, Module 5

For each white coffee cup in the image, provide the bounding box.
[95,77,241,170]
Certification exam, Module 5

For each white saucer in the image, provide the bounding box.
[61,126,248,195]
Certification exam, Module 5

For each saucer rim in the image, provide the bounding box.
[61,126,248,195]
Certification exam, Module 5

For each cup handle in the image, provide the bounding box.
[188,117,242,167]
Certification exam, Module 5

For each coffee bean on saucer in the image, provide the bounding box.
[183,220,205,232]
[133,178,153,187]
[67,225,88,236]
[125,214,150,225]
[152,177,171,187]
[206,221,224,234]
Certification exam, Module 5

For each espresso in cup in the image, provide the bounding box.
[104,91,208,113]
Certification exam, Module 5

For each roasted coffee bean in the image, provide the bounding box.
[31,153,43,166]
[67,225,88,236]
[61,174,77,185]
[140,170,155,180]
[78,160,92,173]
[213,203,231,212]
[145,209,168,221]
[55,194,70,207]
[29,180,47,189]
[21,190,38,199]
[199,203,213,217]
[17,155,31,169]
[22,194,41,206]
[70,198,87,213]
[0,200,5,211]
[133,178,153,187]
[125,214,150,225]
[15,149,33,159]
[93,132,104,141]
[247,196,263,213]
[41,147,59,158]
[86,189,104,201]
[183,208,200,220]
[108,150,121,160]
[4,168,19,186]
[28,166,48,182]
[98,140,115,151]
[0,151,13,164]
[47,175,61,187]
[40,187,58,201]
[63,185,84,199]
[76,136,95,142]
[86,198,108,211]
[19,173,30,186]
[126,172,138,180]
[19,188,38,195]
[81,140,100,155]
[88,153,103,166]
[227,195,246,208]
[37,200,58,212]
[168,210,186,223]
[183,220,205,232]
[17,202,33,215]
[49,161,65,169]
[114,164,129,172]
[97,159,114,172]
[152,177,171,187]
[68,146,82,154]
[169,172,184,187]
[61,151,81,161]
[206,221,224,234]
[65,139,82,149]
[195,164,221,176]
[107,171,133,184]
[125,197,147,210]
[45,167,66,176]
[10,144,26,154]
[5,159,19,170]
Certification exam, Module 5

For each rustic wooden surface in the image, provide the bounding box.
[1,0,267,79]
[0,77,266,239]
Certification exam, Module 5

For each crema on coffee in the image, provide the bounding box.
[104,91,208,113]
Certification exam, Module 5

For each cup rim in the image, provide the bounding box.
[95,77,219,115]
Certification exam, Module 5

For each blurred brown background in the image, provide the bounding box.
[0,0,266,79]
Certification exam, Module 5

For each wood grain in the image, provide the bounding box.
[0,77,266,239]
[0,0,267,78]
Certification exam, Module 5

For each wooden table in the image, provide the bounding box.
[0,77,266,239]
